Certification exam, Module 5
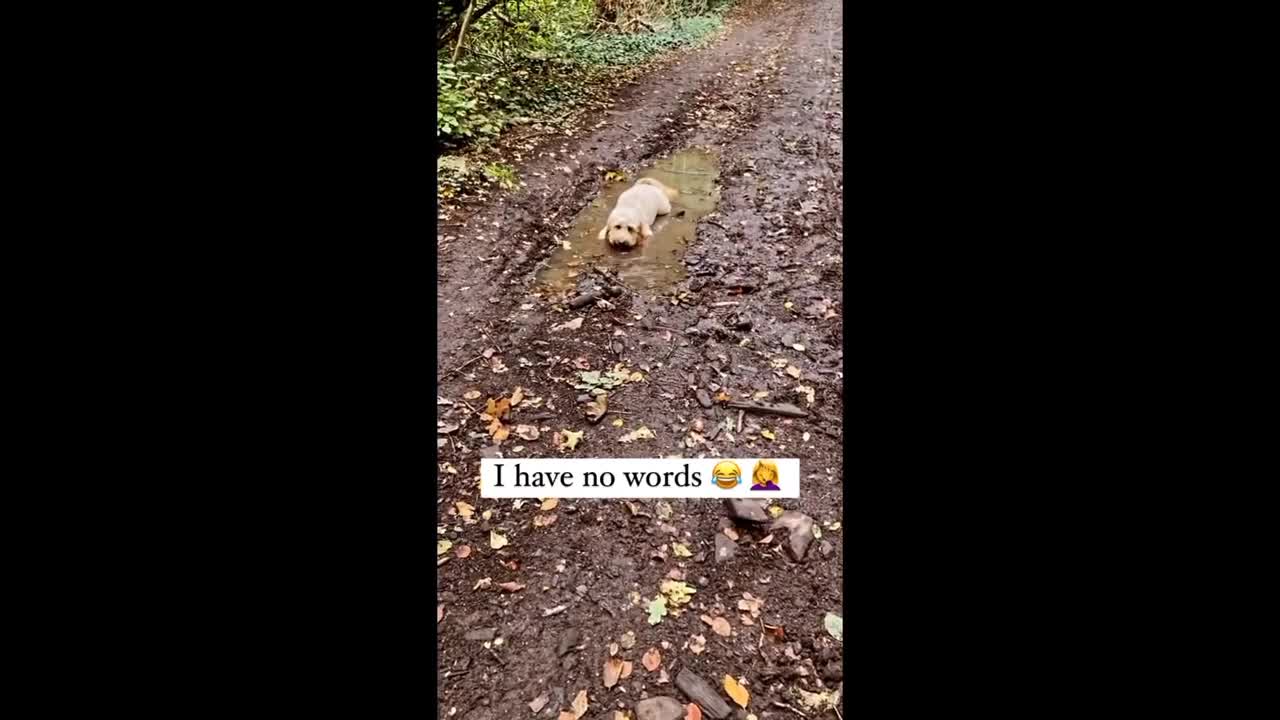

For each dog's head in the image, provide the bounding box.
[598,210,652,250]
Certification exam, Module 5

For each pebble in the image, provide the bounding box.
[557,628,581,656]
[714,533,737,563]
[696,389,713,408]
[819,539,833,557]
[771,510,816,562]
[634,696,685,720]
[724,499,771,524]
[465,627,496,641]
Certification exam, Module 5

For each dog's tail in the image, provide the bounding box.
[636,177,679,201]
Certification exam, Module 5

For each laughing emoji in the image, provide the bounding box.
[712,460,742,489]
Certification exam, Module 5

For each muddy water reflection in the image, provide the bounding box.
[539,148,720,293]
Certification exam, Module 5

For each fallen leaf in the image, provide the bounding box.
[482,509,493,521]
[530,694,549,712]
[661,580,696,605]
[830,521,841,531]
[603,657,624,688]
[559,714,575,720]
[824,612,843,641]
[620,661,633,679]
[760,429,776,440]
[463,390,481,400]
[558,429,584,451]
[785,365,801,379]
[763,623,785,640]
[455,544,471,558]
[792,343,806,351]
[437,540,453,556]
[758,533,774,544]
[793,687,839,712]
[620,631,636,649]
[511,387,525,406]
[714,390,731,402]
[541,498,559,511]
[767,505,784,518]
[685,703,702,720]
[723,527,739,541]
[642,648,661,671]
[611,417,624,427]
[702,614,732,637]
[609,642,619,656]
[619,426,656,443]
[473,577,492,590]
[492,424,511,442]
[455,501,475,518]
[689,634,706,654]
[571,689,588,718]
[516,424,539,440]
[554,317,584,332]
[437,605,444,623]
[585,395,608,423]
[795,384,815,406]
[482,347,496,358]
[672,542,692,558]
[533,513,558,527]
[723,675,749,708]
[738,593,763,616]
[490,530,509,549]
[498,581,526,593]
[647,596,668,625]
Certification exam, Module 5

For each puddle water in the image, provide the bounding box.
[538,148,721,293]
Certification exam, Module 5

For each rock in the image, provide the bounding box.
[465,627,496,641]
[675,669,733,719]
[819,539,833,557]
[696,388,713,408]
[557,628,581,656]
[714,533,737,563]
[771,511,816,561]
[634,696,685,720]
[724,499,771,524]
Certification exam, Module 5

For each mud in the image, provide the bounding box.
[437,0,843,717]
[539,148,721,294]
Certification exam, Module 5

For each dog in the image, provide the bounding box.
[598,177,679,250]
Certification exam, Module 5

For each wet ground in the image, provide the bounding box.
[437,0,843,717]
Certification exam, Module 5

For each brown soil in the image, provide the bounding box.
[437,0,843,717]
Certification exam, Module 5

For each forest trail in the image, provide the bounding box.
[437,0,843,716]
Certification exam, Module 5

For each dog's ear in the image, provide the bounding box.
[597,225,608,241]
[640,223,653,239]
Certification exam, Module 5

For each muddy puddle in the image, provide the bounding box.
[539,148,720,293]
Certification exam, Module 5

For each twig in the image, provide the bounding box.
[772,701,810,719]
[833,707,843,720]
[736,409,744,433]
[442,354,484,380]
[727,400,810,418]
[451,1,476,63]
[485,646,505,665]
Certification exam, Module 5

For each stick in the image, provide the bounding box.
[736,409,744,433]
[772,701,809,719]
[442,354,484,380]
[451,1,475,63]
[726,401,810,418]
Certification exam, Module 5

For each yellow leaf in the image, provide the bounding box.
[490,530,509,549]
[456,501,475,518]
[612,418,624,427]
[571,689,589,718]
[767,505,784,518]
[723,675,749,708]
[437,540,453,556]
[541,498,559,511]
[760,429,775,440]
[559,429,584,451]
[672,542,692,557]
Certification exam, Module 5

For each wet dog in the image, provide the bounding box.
[598,177,678,250]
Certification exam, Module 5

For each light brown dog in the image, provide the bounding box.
[598,177,679,250]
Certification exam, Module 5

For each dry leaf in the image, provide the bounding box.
[455,544,471,559]
[511,387,524,406]
[672,542,692,557]
[534,513,558,527]
[490,530,509,549]
[541,498,560,511]
[611,417,624,427]
[554,317,584,332]
[609,642,619,656]
[642,647,661,671]
[618,426,655,443]
[455,501,475,518]
[492,424,511,442]
[437,605,444,623]
[685,703,702,720]
[785,365,801,379]
[702,615,732,637]
[620,631,636,649]
[723,527,739,541]
[585,394,608,423]
[560,714,575,720]
[463,390,481,400]
[497,581,525,593]
[437,540,453,556]
[689,634,706,654]
[529,695,549,712]
[603,657,624,688]
[723,675,749,708]
[558,429,584,451]
[620,661,633,679]
[571,689,588,718]
[516,424,539,440]
[760,429,776,440]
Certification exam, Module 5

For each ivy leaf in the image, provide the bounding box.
[647,595,669,625]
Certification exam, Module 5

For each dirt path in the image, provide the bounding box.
[438,0,843,717]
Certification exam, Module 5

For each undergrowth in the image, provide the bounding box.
[437,0,734,197]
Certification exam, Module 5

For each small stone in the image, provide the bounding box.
[675,669,733,719]
[714,533,737,563]
[696,389,713,408]
[634,696,685,720]
[771,510,816,562]
[724,499,771,524]
[465,627,496,641]
[819,540,833,557]
[557,628,581,656]
[577,394,592,403]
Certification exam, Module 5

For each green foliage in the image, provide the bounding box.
[436,0,731,153]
